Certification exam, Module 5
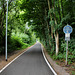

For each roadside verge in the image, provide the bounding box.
[0,44,35,73]
[41,44,70,75]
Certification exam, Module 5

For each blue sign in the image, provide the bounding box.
[63,25,72,34]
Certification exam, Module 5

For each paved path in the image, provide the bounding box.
[0,43,54,75]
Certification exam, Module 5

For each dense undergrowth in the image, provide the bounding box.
[0,0,75,65]
[0,28,36,54]
[42,37,75,64]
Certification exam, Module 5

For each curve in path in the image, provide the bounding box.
[0,43,54,75]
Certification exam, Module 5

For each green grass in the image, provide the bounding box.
[56,62,59,65]
[71,71,75,75]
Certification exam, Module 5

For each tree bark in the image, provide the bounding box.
[55,31,59,55]
[54,14,59,56]
[45,8,52,49]
[52,0,59,55]
[47,0,53,39]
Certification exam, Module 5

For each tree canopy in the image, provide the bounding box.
[0,0,75,64]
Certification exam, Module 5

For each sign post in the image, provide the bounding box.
[6,0,9,61]
[66,40,68,65]
[63,24,72,65]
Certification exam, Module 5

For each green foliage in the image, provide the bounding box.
[0,0,75,65]
[72,71,75,75]
[68,39,75,62]
[11,36,24,48]
[7,35,28,53]
[0,0,36,54]
[47,37,75,63]
[11,31,29,43]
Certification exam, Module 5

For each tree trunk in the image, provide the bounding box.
[52,0,59,55]
[54,16,59,55]
[55,31,59,55]
[45,8,52,49]
[47,0,53,38]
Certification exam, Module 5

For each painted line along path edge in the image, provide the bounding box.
[41,44,57,75]
[0,45,34,73]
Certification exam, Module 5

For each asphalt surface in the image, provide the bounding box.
[0,43,54,75]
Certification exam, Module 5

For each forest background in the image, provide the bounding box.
[0,0,75,72]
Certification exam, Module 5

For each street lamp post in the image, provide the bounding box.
[6,0,9,61]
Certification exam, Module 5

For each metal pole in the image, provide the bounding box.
[66,41,68,65]
[6,0,8,61]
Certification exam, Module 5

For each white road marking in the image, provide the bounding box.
[41,44,57,75]
[0,43,57,75]
[0,45,34,73]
